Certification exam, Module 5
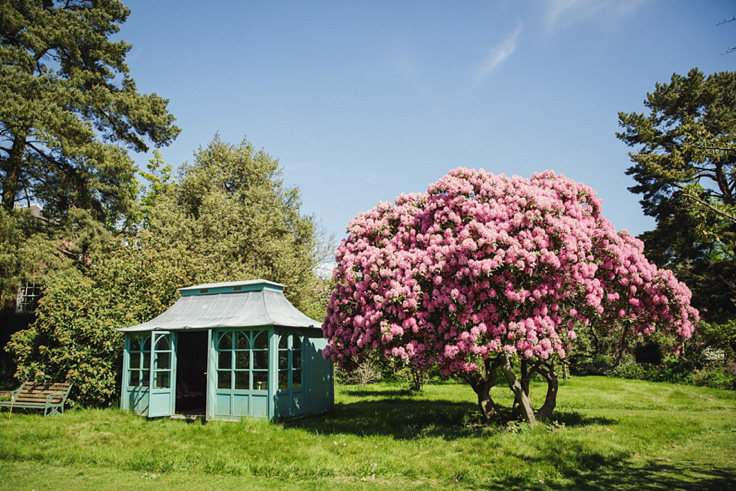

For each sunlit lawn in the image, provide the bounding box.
[0,376,734,490]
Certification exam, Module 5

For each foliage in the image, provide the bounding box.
[611,358,736,391]
[0,206,64,308]
[335,357,383,386]
[0,378,735,490]
[137,149,174,228]
[617,68,736,324]
[323,168,699,424]
[691,364,736,390]
[146,135,319,312]
[299,276,333,324]
[607,319,736,391]
[6,233,209,406]
[0,0,179,228]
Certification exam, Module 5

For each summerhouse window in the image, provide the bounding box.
[277,334,303,391]
[153,334,173,388]
[216,330,269,391]
[293,335,302,388]
[128,334,151,386]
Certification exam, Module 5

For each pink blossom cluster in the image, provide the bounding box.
[322,169,699,376]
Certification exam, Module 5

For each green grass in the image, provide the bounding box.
[0,376,734,490]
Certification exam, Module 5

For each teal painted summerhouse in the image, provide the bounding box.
[118,280,333,421]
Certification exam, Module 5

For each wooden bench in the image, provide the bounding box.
[0,381,74,417]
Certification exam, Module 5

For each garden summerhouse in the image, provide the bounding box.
[118,280,333,421]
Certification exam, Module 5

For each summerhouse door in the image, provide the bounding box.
[148,331,177,417]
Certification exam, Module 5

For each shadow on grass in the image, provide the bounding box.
[285,398,616,441]
[341,388,418,398]
[485,456,736,491]
[544,411,618,427]
[285,399,479,440]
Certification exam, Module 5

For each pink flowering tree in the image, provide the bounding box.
[322,169,699,425]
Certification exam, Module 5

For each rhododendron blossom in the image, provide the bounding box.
[322,169,698,422]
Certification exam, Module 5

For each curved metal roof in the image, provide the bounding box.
[118,281,322,332]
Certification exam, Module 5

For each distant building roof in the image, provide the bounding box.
[119,280,322,332]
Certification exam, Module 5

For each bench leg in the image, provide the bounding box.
[45,406,60,417]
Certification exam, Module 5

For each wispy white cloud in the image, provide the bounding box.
[283,160,318,173]
[545,0,649,31]
[473,22,523,84]
[394,54,443,113]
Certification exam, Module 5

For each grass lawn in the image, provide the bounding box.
[0,376,734,490]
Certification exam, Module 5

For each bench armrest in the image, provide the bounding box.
[45,392,67,404]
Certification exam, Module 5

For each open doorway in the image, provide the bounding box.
[175,330,207,414]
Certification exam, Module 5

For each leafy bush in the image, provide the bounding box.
[691,364,736,390]
[611,356,736,390]
[6,234,209,406]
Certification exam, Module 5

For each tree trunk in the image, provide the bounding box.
[535,363,559,420]
[520,359,530,397]
[475,381,501,423]
[463,357,503,423]
[1,130,28,211]
[502,354,537,426]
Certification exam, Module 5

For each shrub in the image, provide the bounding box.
[6,235,209,406]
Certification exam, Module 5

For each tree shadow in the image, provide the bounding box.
[341,388,418,398]
[285,399,481,440]
[543,410,618,427]
[484,455,736,490]
[284,396,616,440]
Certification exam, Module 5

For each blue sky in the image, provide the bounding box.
[119,0,735,242]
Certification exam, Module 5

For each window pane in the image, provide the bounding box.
[218,371,232,390]
[253,371,268,391]
[155,371,170,389]
[236,350,249,369]
[279,351,288,370]
[142,336,151,352]
[279,335,288,350]
[218,332,232,350]
[218,351,232,369]
[279,370,289,390]
[293,351,302,369]
[293,336,301,350]
[235,371,250,390]
[236,331,249,350]
[292,369,302,388]
[132,336,143,352]
[130,352,140,369]
[253,331,268,350]
[156,352,170,370]
[129,370,140,386]
[142,353,150,369]
[254,350,268,369]
[155,335,170,351]
[142,371,150,385]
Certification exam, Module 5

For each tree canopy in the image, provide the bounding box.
[617,68,735,324]
[323,169,698,424]
[145,135,319,312]
[0,0,179,227]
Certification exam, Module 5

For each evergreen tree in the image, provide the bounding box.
[0,0,180,227]
[617,68,735,324]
